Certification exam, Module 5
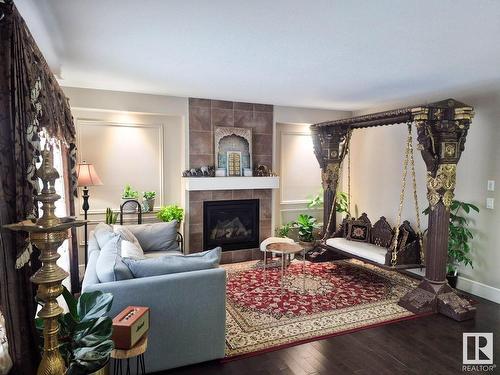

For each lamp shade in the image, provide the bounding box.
[76,162,103,187]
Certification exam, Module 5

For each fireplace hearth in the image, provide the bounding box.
[203,199,260,251]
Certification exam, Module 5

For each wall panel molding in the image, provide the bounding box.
[76,119,164,215]
[279,129,321,205]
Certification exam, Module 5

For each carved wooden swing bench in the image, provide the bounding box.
[327,214,422,270]
[309,99,476,321]
[318,120,424,270]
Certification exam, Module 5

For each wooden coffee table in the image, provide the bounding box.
[265,242,306,293]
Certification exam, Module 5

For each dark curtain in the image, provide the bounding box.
[0,2,77,374]
[62,144,80,293]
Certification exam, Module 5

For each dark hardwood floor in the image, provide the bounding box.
[155,295,500,375]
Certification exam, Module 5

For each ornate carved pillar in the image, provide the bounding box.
[311,125,350,236]
[399,99,476,321]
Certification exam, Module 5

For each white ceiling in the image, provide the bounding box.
[15,0,500,110]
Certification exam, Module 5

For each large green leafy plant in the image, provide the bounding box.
[36,288,114,375]
[307,189,350,216]
[157,204,184,223]
[295,214,318,242]
[335,192,350,216]
[423,199,479,275]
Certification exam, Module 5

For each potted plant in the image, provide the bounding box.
[275,222,293,238]
[122,184,139,213]
[335,191,350,217]
[157,204,184,228]
[105,207,118,224]
[307,189,350,215]
[423,199,479,288]
[307,190,350,234]
[35,287,114,375]
[294,214,318,251]
[143,191,156,212]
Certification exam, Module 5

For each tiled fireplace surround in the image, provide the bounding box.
[188,98,274,263]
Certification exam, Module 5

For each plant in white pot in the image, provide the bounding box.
[121,184,139,213]
[143,191,156,212]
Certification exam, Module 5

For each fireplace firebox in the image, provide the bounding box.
[203,199,260,251]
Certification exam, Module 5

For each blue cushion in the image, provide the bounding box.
[93,223,115,249]
[124,247,221,278]
[95,235,134,283]
[118,221,179,252]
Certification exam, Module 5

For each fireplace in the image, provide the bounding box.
[203,199,260,251]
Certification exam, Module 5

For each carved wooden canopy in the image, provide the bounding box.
[310,98,474,176]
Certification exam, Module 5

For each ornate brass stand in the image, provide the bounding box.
[4,146,86,375]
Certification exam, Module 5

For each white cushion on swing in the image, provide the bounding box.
[326,237,387,265]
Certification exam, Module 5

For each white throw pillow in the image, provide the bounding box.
[113,226,145,259]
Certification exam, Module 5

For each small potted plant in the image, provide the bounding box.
[122,184,139,213]
[294,214,318,251]
[157,204,184,228]
[105,207,118,224]
[35,287,114,375]
[275,222,293,238]
[143,191,156,212]
[423,199,479,288]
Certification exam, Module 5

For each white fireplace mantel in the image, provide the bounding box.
[183,176,279,191]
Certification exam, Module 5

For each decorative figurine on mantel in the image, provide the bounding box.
[254,164,277,177]
[182,166,215,177]
[3,145,86,375]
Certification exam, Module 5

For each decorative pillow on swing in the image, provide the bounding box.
[346,213,371,242]
[371,217,393,248]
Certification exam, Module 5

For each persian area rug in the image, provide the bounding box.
[224,259,421,359]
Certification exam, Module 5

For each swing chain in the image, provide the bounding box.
[408,124,425,264]
[391,122,425,266]
[347,130,352,217]
[391,124,410,266]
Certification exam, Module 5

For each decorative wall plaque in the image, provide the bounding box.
[215,127,252,174]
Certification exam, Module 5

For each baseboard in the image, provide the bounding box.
[457,276,500,304]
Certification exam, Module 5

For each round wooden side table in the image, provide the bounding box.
[111,335,148,375]
[265,242,305,293]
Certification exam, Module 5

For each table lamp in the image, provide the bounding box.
[76,161,103,267]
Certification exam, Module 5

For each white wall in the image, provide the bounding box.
[74,110,184,213]
[349,87,500,302]
[63,87,188,269]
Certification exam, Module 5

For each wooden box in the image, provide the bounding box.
[112,306,150,349]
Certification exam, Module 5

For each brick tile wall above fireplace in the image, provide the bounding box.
[188,98,273,170]
[187,98,275,263]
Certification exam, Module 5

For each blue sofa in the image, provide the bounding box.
[82,228,227,373]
